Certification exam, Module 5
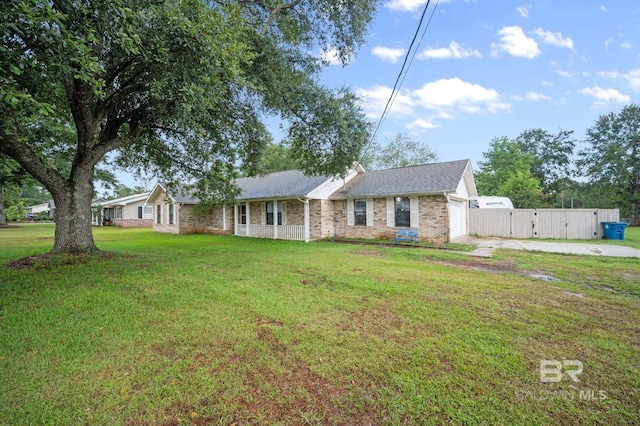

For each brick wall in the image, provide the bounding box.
[112,219,152,228]
[309,199,335,240]
[333,195,450,245]
[177,204,210,234]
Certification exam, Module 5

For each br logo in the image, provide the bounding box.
[540,360,584,383]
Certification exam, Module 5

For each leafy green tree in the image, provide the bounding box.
[515,128,576,196]
[501,169,547,208]
[256,142,299,175]
[5,202,27,222]
[362,133,438,170]
[578,104,640,224]
[0,155,29,225]
[0,0,376,253]
[476,137,547,207]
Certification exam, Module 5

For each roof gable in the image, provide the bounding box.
[330,160,473,199]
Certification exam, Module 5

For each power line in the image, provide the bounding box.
[359,0,440,165]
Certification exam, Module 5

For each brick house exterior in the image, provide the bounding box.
[145,160,477,243]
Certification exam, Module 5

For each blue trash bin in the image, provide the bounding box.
[602,222,627,240]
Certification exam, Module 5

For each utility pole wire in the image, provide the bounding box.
[358,0,440,167]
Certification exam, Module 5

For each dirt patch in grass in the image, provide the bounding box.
[234,326,383,424]
[4,251,119,270]
[436,258,521,275]
[0,224,20,229]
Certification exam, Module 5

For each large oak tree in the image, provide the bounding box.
[1,0,376,253]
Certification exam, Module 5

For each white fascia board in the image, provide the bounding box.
[307,167,363,200]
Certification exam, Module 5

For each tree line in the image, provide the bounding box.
[475,104,640,224]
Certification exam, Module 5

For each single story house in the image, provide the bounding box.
[26,202,53,219]
[92,192,152,227]
[145,160,477,244]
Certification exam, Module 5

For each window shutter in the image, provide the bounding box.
[387,198,395,227]
[366,199,374,227]
[410,197,419,228]
[347,199,354,226]
[138,206,143,219]
[261,202,266,224]
[282,202,287,225]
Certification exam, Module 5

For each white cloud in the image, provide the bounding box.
[355,85,416,119]
[417,41,482,60]
[541,80,553,87]
[532,28,574,50]
[625,69,640,91]
[598,71,619,79]
[555,70,574,79]
[321,48,342,66]
[517,5,531,18]
[413,78,511,113]
[604,37,614,51]
[491,26,540,59]
[371,46,407,63]
[385,0,426,12]
[513,91,551,101]
[407,118,438,129]
[600,5,607,12]
[580,86,631,107]
[356,78,510,128]
[620,41,633,49]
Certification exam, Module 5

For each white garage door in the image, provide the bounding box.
[449,199,467,240]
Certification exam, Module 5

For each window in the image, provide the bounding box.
[266,201,282,225]
[395,197,410,227]
[114,207,122,219]
[156,205,162,224]
[143,205,153,219]
[240,204,247,225]
[354,199,367,226]
[168,204,175,225]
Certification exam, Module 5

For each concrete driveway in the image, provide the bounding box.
[457,236,640,258]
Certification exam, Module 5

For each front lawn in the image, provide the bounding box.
[1,225,639,425]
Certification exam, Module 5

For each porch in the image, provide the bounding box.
[233,199,311,242]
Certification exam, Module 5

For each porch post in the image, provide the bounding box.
[273,199,278,239]
[246,202,250,236]
[222,204,227,231]
[304,199,310,243]
[234,204,238,235]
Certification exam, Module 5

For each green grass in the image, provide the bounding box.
[1,225,639,425]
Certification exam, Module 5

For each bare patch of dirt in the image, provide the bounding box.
[4,251,118,270]
[255,316,283,327]
[435,258,521,275]
[0,224,20,228]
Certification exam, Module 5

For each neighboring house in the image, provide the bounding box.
[146,160,477,244]
[92,192,152,227]
[26,202,52,219]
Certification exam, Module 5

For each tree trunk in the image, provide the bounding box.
[51,167,98,253]
[0,185,6,225]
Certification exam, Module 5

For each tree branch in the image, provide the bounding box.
[260,0,302,35]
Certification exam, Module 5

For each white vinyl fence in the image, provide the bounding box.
[469,209,619,240]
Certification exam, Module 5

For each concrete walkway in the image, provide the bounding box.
[457,236,640,258]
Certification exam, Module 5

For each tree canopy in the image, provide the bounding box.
[361,133,438,170]
[578,104,640,224]
[475,136,546,208]
[0,0,377,252]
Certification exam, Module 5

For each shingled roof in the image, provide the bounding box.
[149,170,334,204]
[330,160,471,199]
[235,170,332,200]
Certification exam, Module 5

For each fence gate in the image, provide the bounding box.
[511,209,536,238]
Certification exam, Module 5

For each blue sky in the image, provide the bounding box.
[317,0,640,169]
[114,1,640,192]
